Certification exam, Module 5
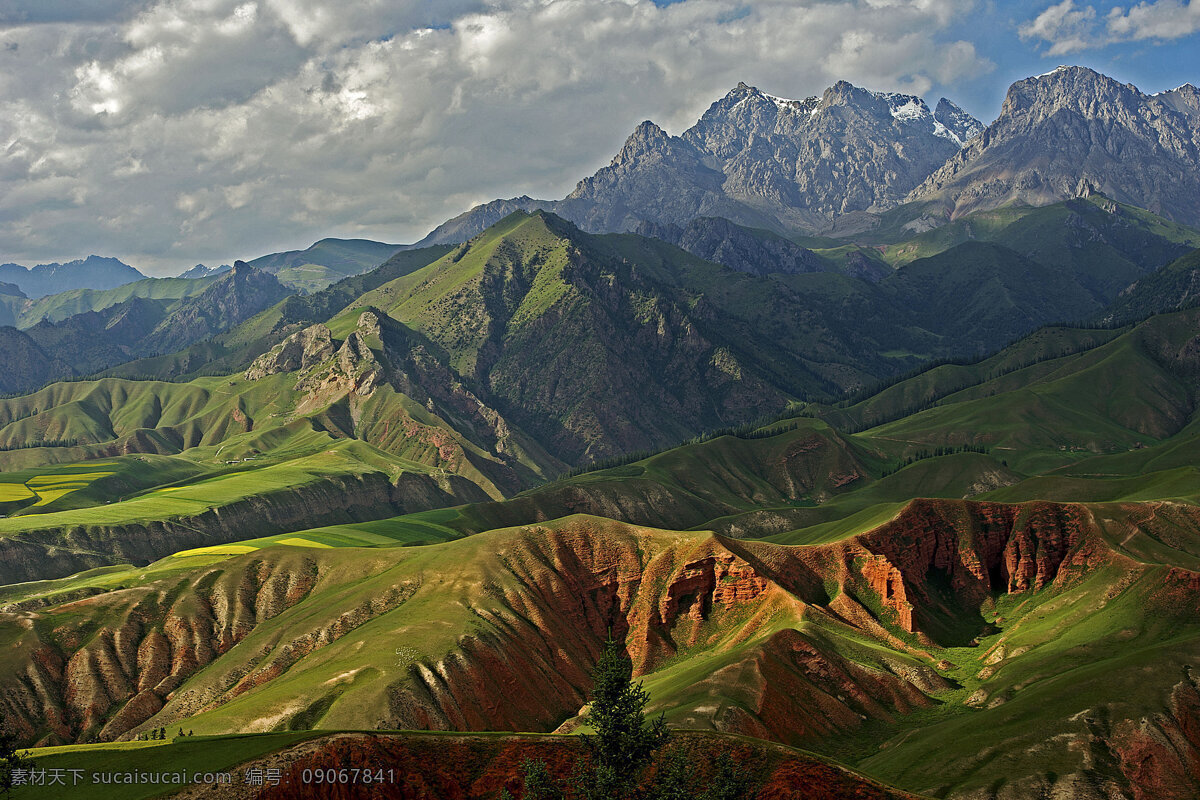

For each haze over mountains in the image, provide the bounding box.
[0,265,291,395]
[0,256,145,299]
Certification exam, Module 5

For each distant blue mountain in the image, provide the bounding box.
[0,255,145,298]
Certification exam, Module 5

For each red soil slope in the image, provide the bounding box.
[169,732,923,800]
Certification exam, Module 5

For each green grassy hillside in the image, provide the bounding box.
[5,502,1199,800]
[876,196,1200,286]
[248,238,403,292]
[0,306,564,581]
[1,273,1199,799]
[1101,246,1200,324]
[102,245,453,384]
[7,275,221,329]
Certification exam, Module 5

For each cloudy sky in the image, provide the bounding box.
[0,0,1196,275]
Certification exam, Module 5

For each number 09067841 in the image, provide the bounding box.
[300,767,398,785]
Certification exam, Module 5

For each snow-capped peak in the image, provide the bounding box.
[761,91,793,108]
[933,98,985,147]
[1035,65,1073,79]
[872,91,932,122]
[1154,83,1198,96]
[759,89,821,115]
[890,97,928,122]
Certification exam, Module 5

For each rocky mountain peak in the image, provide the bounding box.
[612,120,675,165]
[563,117,725,228]
[826,79,857,97]
[1155,83,1200,120]
[1001,64,1143,122]
[419,78,974,242]
[934,98,985,145]
[909,67,1200,226]
[817,81,888,117]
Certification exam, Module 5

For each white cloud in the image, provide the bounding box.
[0,0,993,274]
[1020,0,1200,54]
[1018,0,1099,55]
[1107,0,1200,40]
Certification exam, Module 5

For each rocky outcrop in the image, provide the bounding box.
[3,552,329,743]
[657,551,771,630]
[143,263,292,356]
[8,499,1200,800]
[861,555,914,632]
[911,67,1200,226]
[839,500,1102,642]
[370,520,940,743]
[243,324,334,380]
[1112,668,1200,800]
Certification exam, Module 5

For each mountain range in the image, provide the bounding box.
[418,66,1200,250]
[418,81,982,244]
[0,264,291,395]
[3,299,1200,799]
[3,64,1200,800]
[914,66,1200,224]
[0,255,145,298]
[242,237,404,292]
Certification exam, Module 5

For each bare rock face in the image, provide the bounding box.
[558,120,733,233]
[682,81,967,223]
[911,66,1200,225]
[419,80,980,242]
[934,97,985,144]
[144,262,291,356]
[244,323,335,380]
[336,329,381,395]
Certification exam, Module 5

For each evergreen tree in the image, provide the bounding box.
[698,753,755,800]
[508,759,564,800]
[0,717,28,797]
[573,635,668,800]
[502,635,758,800]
